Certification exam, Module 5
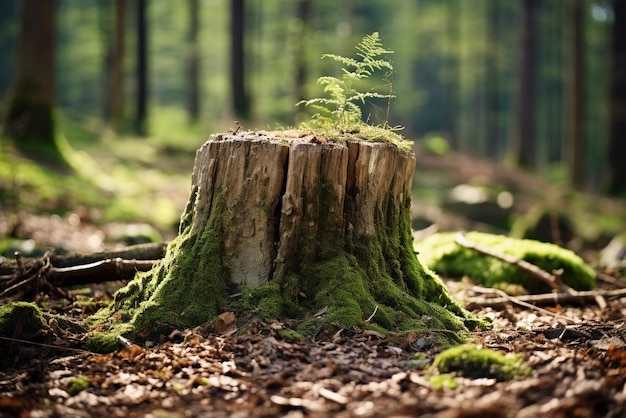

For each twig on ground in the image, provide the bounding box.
[595,270,625,288]
[466,286,579,324]
[0,336,92,354]
[465,286,626,313]
[365,305,379,324]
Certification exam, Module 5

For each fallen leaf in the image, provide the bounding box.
[216,312,237,336]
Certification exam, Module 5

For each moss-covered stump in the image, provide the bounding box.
[415,231,595,292]
[87,132,484,351]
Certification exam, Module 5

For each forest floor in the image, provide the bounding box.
[1,145,625,417]
[0,264,625,418]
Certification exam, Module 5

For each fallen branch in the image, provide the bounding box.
[466,286,578,324]
[49,257,157,285]
[0,243,166,300]
[465,286,626,311]
[52,242,167,268]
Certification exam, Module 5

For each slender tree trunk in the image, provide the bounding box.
[135,0,148,136]
[187,0,200,123]
[230,0,250,120]
[565,0,585,190]
[0,3,19,99]
[510,0,537,168]
[105,0,126,133]
[485,0,500,159]
[608,0,626,195]
[4,0,56,147]
[293,0,311,123]
[445,0,459,149]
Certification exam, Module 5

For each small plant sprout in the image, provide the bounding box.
[298,32,408,147]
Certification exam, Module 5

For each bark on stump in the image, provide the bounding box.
[88,132,479,350]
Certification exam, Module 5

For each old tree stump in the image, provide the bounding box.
[88,132,482,350]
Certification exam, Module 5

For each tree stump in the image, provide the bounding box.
[88,131,481,350]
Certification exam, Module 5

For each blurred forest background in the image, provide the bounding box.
[0,0,625,254]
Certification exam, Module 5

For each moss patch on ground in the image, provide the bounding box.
[67,376,91,396]
[433,344,530,381]
[415,231,595,292]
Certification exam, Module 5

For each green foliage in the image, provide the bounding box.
[0,113,190,231]
[298,32,401,137]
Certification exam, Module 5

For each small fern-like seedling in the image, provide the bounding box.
[298,32,401,136]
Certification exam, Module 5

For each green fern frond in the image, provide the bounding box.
[297,32,406,146]
[321,54,360,69]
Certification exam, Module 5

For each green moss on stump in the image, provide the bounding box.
[238,194,486,341]
[415,231,594,292]
[86,141,488,352]
[85,195,234,352]
[433,344,530,381]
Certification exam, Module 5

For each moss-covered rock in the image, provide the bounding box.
[0,301,46,339]
[415,231,594,292]
[0,301,48,368]
[433,344,530,381]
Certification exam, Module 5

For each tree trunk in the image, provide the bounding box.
[485,0,500,159]
[105,0,126,133]
[230,0,250,120]
[293,0,311,123]
[135,0,148,136]
[112,0,126,132]
[608,0,626,195]
[187,0,200,123]
[4,0,56,147]
[510,0,537,168]
[89,133,479,350]
[565,0,585,190]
